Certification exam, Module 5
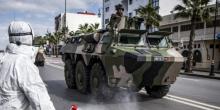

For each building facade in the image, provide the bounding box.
[103,0,159,28]
[55,12,101,33]
[160,5,220,69]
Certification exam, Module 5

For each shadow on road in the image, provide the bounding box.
[45,80,159,105]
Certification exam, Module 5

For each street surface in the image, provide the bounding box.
[39,57,220,110]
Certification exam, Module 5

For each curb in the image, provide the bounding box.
[180,73,220,80]
[192,69,220,74]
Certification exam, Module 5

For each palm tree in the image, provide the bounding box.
[38,37,46,46]
[45,32,63,57]
[173,0,214,72]
[78,23,89,33]
[78,23,100,34]
[88,23,99,33]
[136,2,162,32]
[53,31,63,57]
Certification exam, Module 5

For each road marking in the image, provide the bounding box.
[139,90,220,110]
[46,62,64,70]
[167,95,220,110]
[47,62,220,110]
[179,77,199,82]
[164,96,214,110]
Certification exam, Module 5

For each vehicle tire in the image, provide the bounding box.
[75,60,89,94]
[145,85,170,98]
[90,62,113,100]
[64,59,76,89]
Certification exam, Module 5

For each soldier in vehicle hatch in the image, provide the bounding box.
[107,4,129,31]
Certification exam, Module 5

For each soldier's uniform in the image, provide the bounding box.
[107,4,129,31]
[107,14,129,31]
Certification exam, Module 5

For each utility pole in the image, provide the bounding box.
[102,0,105,28]
[210,0,218,76]
[64,0,67,38]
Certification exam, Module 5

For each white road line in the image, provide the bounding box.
[46,62,64,70]
[179,77,199,82]
[167,95,220,110]
[47,62,220,110]
[164,97,214,110]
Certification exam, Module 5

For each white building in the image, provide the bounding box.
[103,0,159,27]
[55,12,101,32]
[160,5,220,69]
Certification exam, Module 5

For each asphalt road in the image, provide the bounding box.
[38,57,220,110]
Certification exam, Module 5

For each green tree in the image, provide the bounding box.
[79,23,89,33]
[38,37,46,46]
[136,2,162,31]
[173,0,214,72]
[78,23,100,34]
[88,23,100,33]
[45,32,63,57]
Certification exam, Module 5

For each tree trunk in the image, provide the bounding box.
[185,15,196,73]
[146,25,150,32]
[56,43,58,58]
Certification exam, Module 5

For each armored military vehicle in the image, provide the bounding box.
[61,29,183,99]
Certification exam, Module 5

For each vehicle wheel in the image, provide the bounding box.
[75,60,89,94]
[145,85,170,98]
[64,59,76,89]
[90,62,113,100]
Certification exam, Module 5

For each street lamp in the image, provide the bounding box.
[64,0,67,38]
[210,0,219,76]
[98,9,101,17]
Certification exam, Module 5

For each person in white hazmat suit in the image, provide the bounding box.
[0,21,55,110]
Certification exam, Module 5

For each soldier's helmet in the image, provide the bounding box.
[115,4,124,11]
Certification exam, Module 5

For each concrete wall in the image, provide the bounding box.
[56,13,101,32]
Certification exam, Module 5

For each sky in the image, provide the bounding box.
[0,0,215,50]
[0,0,102,50]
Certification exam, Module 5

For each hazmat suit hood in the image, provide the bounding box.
[0,52,5,64]
[7,21,38,62]
[5,43,38,62]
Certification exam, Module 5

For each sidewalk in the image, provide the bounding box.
[180,70,220,80]
[192,68,220,74]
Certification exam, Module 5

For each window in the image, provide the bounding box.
[210,44,214,48]
[207,20,220,28]
[129,0,133,5]
[172,26,178,32]
[152,0,159,8]
[183,45,186,49]
[119,33,141,44]
[216,45,219,48]
[196,22,204,29]
[198,44,201,48]
[181,24,191,31]
[105,7,109,12]
[193,50,202,63]
[194,44,197,48]
[129,12,133,17]
[160,27,171,32]
[105,19,109,24]
[207,21,214,28]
